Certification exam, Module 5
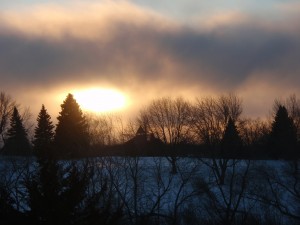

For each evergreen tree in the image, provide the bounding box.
[221,117,242,157]
[27,104,92,224]
[4,107,31,155]
[33,105,54,158]
[269,105,297,158]
[26,160,90,224]
[54,93,89,157]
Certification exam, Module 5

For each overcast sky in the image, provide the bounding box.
[1,0,300,120]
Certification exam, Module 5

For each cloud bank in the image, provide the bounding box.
[1,1,300,117]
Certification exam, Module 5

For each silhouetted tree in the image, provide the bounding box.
[0,91,16,149]
[86,113,126,148]
[138,97,192,173]
[239,118,270,149]
[33,105,54,158]
[3,107,31,155]
[26,160,90,225]
[259,160,300,223]
[191,94,243,185]
[27,104,95,224]
[273,94,300,142]
[269,105,297,158]
[0,185,27,224]
[191,93,243,147]
[221,117,243,157]
[28,99,97,223]
[54,93,89,157]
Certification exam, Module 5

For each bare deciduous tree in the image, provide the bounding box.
[239,118,270,148]
[191,93,243,184]
[194,159,256,225]
[0,92,16,148]
[86,113,130,149]
[138,97,192,173]
[191,93,242,146]
[260,161,300,222]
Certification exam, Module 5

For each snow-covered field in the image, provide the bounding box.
[0,156,299,224]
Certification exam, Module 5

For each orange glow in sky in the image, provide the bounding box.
[73,88,127,113]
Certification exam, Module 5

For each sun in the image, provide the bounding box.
[73,88,127,113]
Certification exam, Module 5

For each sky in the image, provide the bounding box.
[1,0,300,120]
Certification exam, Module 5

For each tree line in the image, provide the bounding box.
[0,91,299,159]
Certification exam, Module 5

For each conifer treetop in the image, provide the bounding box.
[55,93,89,157]
[33,104,54,155]
[4,106,31,155]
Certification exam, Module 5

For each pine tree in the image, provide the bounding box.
[221,117,242,157]
[54,93,89,157]
[26,158,90,224]
[33,105,54,158]
[27,104,91,224]
[269,105,297,158]
[4,107,31,155]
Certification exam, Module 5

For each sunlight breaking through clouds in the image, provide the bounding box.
[73,88,127,113]
[0,0,300,118]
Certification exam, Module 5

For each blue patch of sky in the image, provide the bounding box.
[0,0,64,10]
[130,0,294,22]
[0,0,296,21]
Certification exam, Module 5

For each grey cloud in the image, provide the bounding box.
[0,25,170,86]
[1,16,300,94]
[161,26,299,87]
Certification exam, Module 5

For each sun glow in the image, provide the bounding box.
[73,88,127,113]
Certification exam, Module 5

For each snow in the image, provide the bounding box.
[0,156,299,224]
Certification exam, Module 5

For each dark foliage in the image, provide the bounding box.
[26,160,90,225]
[33,105,55,158]
[54,93,89,157]
[3,107,31,155]
[27,103,89,224]
[25,157,123,225]
[269,105,297,158]
[221,117,243,157]
[79,174,124,225]
[25,104,123,224]
[0,91,15,147]
[0,186,25,224]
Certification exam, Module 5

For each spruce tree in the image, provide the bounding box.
[33,105,54,158]
[26,160,90,224]
[54,93,89,157]
[269,105,297,158]
[4,107,31,155]
[27,104,91,224]
[221,117,242,157]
